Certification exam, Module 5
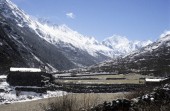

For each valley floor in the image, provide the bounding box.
[0,73,168,111]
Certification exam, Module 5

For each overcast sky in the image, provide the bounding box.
[11,0,170,41]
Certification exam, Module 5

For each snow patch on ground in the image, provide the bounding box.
[0,75,7,79]
[0,82,66,104]
[145,78,167,82]
[0,82,9,89]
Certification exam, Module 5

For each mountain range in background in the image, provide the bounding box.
[0,0,156,74]
[89,31,170,76]
[102,35,152,56]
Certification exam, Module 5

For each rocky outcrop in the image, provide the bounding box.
[90,84,170,111]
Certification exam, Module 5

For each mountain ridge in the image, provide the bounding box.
[102,35,152,56]
[88,31,170,76]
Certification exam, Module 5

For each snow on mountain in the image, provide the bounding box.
[136,31,170,54]
[102,35,152,56]
[88,31,170,76]
[34,23,114,58]
[0,0,153,58]
[0,0,154,71]
[126,31,170,76]
[0,0,76,71]
[0,0,114,58]
[160,31,170,39]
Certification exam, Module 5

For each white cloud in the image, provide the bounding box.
[66,12,75,19]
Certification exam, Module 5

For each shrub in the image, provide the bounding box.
[41,93,100,111]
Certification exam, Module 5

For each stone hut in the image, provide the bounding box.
[7,67,54,87]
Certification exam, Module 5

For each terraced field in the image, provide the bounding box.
[55,73,153,85]
[54,73,154,93]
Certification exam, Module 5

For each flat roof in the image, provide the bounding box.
[10,67,41,72]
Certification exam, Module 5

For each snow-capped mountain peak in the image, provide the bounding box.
[102,35,130,48]
[102,35,152,55]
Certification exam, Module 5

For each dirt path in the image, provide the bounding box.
[0,92,129,111]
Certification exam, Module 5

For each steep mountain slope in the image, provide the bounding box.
[35,24,114,66]
[0,17,75,72]
[0,0,76,73]
[102,35,152,56]
[33,23,151,59]
[0,24,26,74]
[89,31,170,76]
[126,31,170,76]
